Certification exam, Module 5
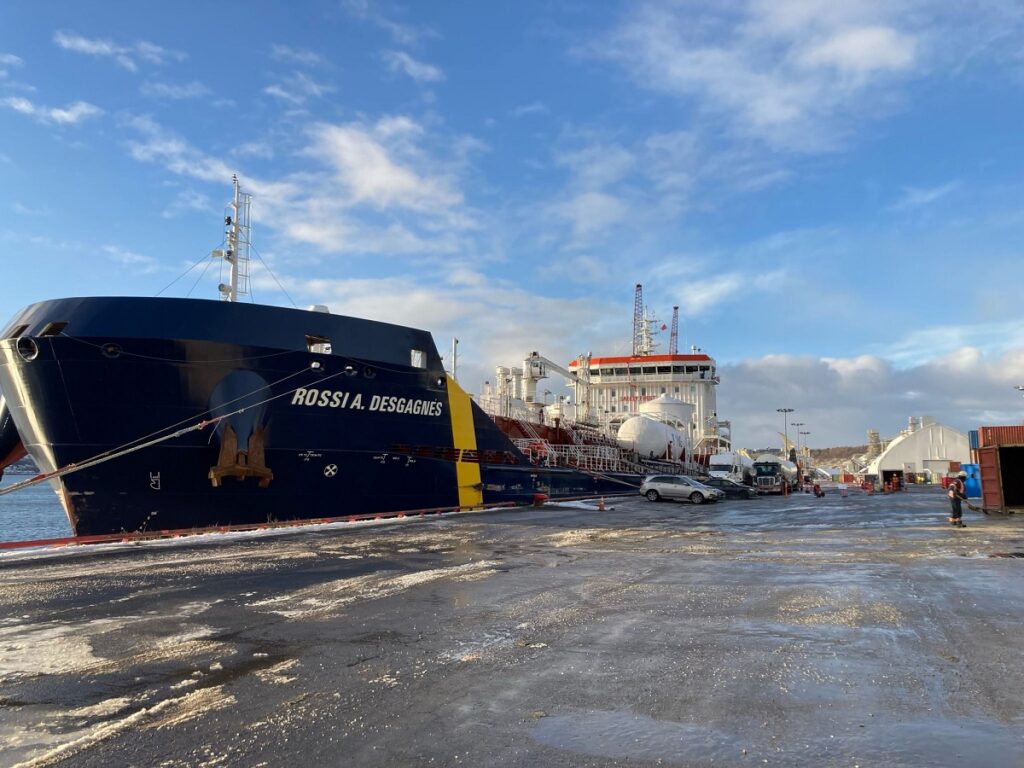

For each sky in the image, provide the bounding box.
[2,0,1024,448]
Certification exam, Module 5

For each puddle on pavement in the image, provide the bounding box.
[531,710,741,764]
[530,710,1024,766]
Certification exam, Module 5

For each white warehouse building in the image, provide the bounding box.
[866,416,970,481]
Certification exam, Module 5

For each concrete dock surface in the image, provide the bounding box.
[1,487,1023,767]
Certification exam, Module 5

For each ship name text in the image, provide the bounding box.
[290,387,444,416]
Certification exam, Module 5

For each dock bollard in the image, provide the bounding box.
[533,493,548,507]
[598,497,606,511]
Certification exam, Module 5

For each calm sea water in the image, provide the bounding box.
[0,477,72,542]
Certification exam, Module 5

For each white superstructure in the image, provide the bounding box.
[567,347,728,453]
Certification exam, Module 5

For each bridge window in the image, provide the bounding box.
[410,349,426,368]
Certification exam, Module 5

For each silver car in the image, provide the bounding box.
[639,475,725,504]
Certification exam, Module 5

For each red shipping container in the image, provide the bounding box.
[978,425,1024,447]
[948,461,961,472]
[978,446,1003,510]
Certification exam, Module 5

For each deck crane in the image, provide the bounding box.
[520,351,594,425]
[669,306,679,355]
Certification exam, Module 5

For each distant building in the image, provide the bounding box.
[865,416,969,480]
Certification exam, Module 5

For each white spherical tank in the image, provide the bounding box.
[617,416,689,460]
[638,394,694,425]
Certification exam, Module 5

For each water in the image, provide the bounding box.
[0,477,72,542]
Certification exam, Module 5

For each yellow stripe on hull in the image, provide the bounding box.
[446,375,484,508]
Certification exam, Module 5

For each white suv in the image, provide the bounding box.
[640,475,724,504]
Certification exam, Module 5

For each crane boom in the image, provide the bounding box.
[521,351,594,424]
[632,283,643,356]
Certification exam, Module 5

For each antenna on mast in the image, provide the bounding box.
[631,283,643,356]
[213,175,252,302]
[669,306,679,355]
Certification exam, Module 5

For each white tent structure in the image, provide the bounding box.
[866,416,969,480]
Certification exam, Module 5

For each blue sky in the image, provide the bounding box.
[3,0,1024,447]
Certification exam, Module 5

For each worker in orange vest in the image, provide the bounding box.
[947,471,967,527]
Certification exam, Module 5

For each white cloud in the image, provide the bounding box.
[263,72,335,104]
[340,0,434,46]
[102,245,160,274]
[799,26,916,76]
[593,2,929,150]
[867,319,1024,368]
[141,80,211,99]
[161,188,212,219]
[234,141,274,159]
[0,52,23,67]
[382,50,444,82]
[11,202,50,216]
[270,44,326,67]
[720,342,1024,447]
[308,118,463,213]
[126,115,235,182]
[557,143,635,190]
[890,181,959,210]
[510,102,547,118]
[1,96,102,125]
[53,30,185,71]
[126,114,477,257]
[553,191,629,241]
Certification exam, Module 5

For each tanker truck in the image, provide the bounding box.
[752,453,798,494]
[707,451,754,485]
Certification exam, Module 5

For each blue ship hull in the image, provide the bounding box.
[0,297,639,536]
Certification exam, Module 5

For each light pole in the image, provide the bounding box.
[777,408,794,456]
[792,422,805,454]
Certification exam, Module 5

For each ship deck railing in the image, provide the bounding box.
[512,439,701,476]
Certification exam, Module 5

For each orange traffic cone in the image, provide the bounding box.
[598,497,606,511]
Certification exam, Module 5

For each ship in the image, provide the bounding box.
[476,286,732,472]
[0,179,648,537]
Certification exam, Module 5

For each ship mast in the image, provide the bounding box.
[214,175,252,302]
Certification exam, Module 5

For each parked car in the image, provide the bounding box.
[639,475,724,504]
[699,476,758,499]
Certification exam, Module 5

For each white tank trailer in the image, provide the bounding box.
[616,395,694,462]
[752,453,798,494]
[707,452,754,484]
